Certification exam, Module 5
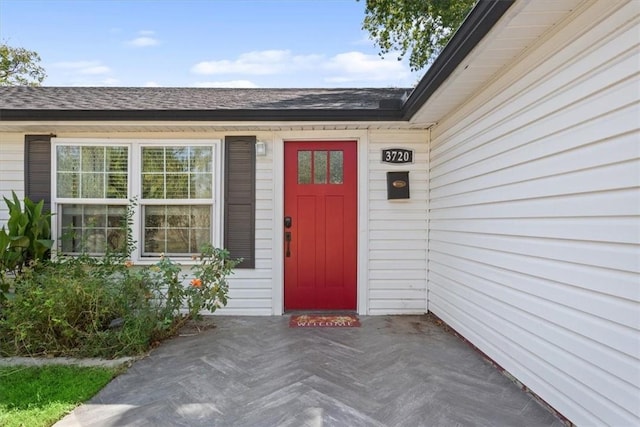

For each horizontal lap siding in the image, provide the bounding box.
[0,133,25,225]
[428,1,640,425]
[367,130,428,314]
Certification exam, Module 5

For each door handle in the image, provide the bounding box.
[284,216,292,228]
[285,232,291,257]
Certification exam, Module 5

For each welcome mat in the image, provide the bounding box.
[289,314,361,328]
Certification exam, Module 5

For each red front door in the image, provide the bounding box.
[284,141,357,311]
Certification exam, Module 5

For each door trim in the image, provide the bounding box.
[272,131,369,315]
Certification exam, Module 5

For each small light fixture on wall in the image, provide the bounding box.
[256,141,267,157]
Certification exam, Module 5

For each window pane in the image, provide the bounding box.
[107,174,128,198]
[145,205,165,228]
[166,174,189,198]
[167,205,189,227]
[191,147,212,172]
[81,173,104,198]
[142,148,164,172]
[166,147,189,172]
[166,229,190,253]
[84,205,106,227]
[107,147,128,172]
[314,151,327,184]
[57,172,79,198]
[107,205,126,227]
[298,151,311,184]
[329,151,343,184]
[142,146,212,200]
[142,205,211,256]
[82,146,104,172]
[59,204,126,254]
[191,174,212,198]
[142,174,164,199]
[57,146,79,171]
[144,228,165,254]
[191,206,211,228]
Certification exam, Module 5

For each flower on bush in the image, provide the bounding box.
[124,260,134,268]
[190,278,202,288]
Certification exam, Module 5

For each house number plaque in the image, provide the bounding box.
[382,148,413,164]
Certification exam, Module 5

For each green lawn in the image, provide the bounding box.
[0,365,119,427]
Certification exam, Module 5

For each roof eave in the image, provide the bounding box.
[401,0,515,121]
[0,108,404,122]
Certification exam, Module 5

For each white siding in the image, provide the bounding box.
[428,1,640,425]
[0,133,25,226]
[367,130,428,314]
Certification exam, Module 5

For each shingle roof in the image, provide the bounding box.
[0,86,410,110]
[0,87,411,121]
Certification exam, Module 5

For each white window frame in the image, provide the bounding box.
[52,138,222,263]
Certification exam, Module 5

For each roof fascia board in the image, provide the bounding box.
[0,108,404,122]
[401,0,515,121]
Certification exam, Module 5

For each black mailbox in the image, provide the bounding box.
[387,171,410,199]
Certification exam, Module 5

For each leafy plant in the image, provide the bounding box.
[360,0,476,71]
[137,245,240,335]
[0,195,239,358]
[0,244,240,358]
[0,191,53,303]
[0,43,46,86]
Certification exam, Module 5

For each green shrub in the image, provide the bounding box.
[0,194,239,358]
[0,245,239,358]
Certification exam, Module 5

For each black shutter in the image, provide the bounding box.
[24,135,52,213]
[224,136,256,268]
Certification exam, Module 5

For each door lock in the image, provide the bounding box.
[284,216,292,228]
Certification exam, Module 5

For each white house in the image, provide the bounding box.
[1,0,638,424]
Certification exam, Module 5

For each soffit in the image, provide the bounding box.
[0,121,432,134]
[409,0,586,126]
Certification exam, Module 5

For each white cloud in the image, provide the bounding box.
[126,30,159,47]
[323,51,410,83]
[70,77,120,87]
[191,50,322,76]
[190,49,415,87]
[80,66,111,75]
[127,36,159,47]
[52,61,111,75]
[144,81,161,87]
[193,80,259,88]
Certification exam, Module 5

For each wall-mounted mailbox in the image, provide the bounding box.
[387,171,410,199]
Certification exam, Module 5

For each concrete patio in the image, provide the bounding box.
[55,315,564,427]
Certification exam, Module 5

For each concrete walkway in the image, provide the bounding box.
[55,316,564,427]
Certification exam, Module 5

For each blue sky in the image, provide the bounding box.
[0,0,421,88]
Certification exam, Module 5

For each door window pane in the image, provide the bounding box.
[314,151,327,184]
[298,151,311,184]
[329,151,343,184]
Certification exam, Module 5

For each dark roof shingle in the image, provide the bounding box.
[0,87,411,121]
